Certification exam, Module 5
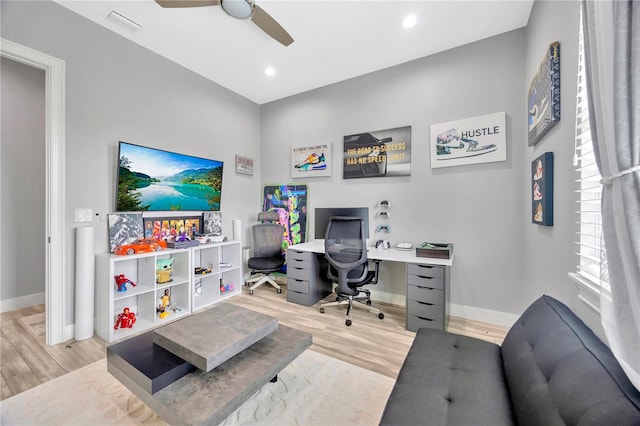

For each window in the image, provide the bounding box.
[570,11,608,311]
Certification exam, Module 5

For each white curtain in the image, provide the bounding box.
[581,0,640,389]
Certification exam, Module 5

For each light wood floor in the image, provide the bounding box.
[0,287,509,401]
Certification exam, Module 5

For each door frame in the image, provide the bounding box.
[1,38,66,345]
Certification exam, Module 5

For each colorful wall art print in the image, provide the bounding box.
[528,41,560,146]
[143,216,202,240]
[108,212,143,253]
[343,126,411,179]
[263,184,308,255]
[430,112,507,169]
[291,144,332,178]
[532,152,554,226]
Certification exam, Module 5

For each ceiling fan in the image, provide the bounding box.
[155,0,294,46]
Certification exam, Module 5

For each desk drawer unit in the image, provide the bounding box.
[286,249,332,306]
[406,263,448,332]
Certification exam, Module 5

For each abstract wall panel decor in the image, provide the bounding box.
[528,41,560,146]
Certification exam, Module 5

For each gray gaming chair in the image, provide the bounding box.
[246,216,285,295]
[319,216,384,326]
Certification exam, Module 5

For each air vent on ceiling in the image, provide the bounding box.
[106,9,143,32]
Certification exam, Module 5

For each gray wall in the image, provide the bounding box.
[2,0,603,336]
[1,58,46,301]
[261,30,528,318]
[1,0,262,325]
[523,0,604,338]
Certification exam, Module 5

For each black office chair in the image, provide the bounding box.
[246,219,285,295]
[319,216,384,326]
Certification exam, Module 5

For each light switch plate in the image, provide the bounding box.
[75,208,93,222]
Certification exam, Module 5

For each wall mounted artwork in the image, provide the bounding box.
[291,144,332,178]
[343,126,411,179]
[528,41,560,146]
[262,184,308,251]
[107,212,143,252]
[532,152,554,226]
[430,112,506,169]
[143,216,202,240]
[235,155,254,176]
[203,211,222,235]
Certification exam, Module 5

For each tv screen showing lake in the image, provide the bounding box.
[117,141,223,211]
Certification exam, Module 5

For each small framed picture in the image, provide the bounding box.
[107,212,143,253]
[143,216,202,240]
[235,155,254,176]
[532,152,554,226]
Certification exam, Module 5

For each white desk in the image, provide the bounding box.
[286,241,454,332]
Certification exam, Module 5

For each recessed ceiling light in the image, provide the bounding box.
[402,14,417,29]
[265,67,276,77]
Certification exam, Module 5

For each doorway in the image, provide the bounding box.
[1,39,65,345]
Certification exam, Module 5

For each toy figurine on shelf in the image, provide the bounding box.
[114,307,136,330]
[114,274,136,292]
[157,288,171,319]
[156,258,174,284]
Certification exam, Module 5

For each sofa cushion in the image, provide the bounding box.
[380,328,514,426]
[501,295,640,426]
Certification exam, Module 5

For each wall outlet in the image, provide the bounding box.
[75,208,93,222]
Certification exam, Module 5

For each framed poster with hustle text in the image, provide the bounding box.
[430,112,506,169]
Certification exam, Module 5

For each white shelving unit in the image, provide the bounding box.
[95,248,191,342]
[95,241,242,342]
[191,240,242,312]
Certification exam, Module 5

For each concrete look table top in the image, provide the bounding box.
[152,303,278,372]
[108,323,312,426]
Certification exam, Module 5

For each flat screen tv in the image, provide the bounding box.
[314,207,369,239]
[116,141,223,211]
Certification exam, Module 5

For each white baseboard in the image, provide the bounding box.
[372,291,406,307]
[371,295,518,327]
[0,292,45,313]
[449,303,519,327]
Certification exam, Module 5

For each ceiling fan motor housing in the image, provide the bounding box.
[220,0,254,20]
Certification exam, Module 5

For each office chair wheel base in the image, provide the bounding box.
[320,308,325,314]
[277,288,282,294]
[378,313,384,320]
[366,300,372,306]
[249,290,254,295]
[345,319,352,326]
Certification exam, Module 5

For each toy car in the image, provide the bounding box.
[114,238,167,255]
[195,266,212,275]
[196,234,224,244]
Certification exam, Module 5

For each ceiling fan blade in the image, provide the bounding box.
[155,0,219,8]
[251,5,294,46]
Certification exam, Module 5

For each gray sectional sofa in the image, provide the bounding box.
[380,295,640,425]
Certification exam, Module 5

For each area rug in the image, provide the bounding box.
[1,349,394,425]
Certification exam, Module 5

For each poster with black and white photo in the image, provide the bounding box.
[107,212,143,253]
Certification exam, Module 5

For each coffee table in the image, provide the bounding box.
[107,303,312,425]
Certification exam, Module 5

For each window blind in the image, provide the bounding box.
[573,11,607,294]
